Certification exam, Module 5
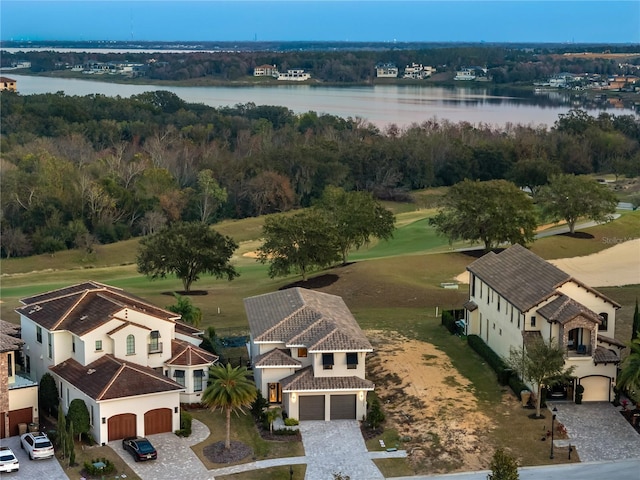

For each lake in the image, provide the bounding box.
[6,74,638,130]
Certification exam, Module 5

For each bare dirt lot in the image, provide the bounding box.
[367,330,493,472]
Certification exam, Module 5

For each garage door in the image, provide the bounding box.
[8,407,33,438]
[580,376,610,402]
[144,408,172,435]
[330,395,356,420]
[108,413,136,441]
[299,395,325,421]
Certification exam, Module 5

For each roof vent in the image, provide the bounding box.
[87,368,96,375]
[80,315,88,321]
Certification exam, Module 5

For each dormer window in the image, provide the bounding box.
[322,353,334,370]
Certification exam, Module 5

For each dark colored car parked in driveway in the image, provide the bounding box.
[122,437,157,462]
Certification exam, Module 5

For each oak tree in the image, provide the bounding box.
[137,221,238,292]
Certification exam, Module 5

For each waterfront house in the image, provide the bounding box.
[403,63,435,79]
[0,77,17,92]
[277,69,311,81]
[375,63,399,78]
[254,64,279,77]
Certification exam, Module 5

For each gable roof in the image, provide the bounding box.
[166,339,219,366]
[244,288,372,352]
[537,294,602,325]
[253,348,302,368]
[50,354,183,401]
[467,244,619,312]
[280,366,374,392]
[16,282,180,336]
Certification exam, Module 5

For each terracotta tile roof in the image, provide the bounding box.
[244,288,372,352]
[50,354,183,401]
[280,366,374,392]
[16,282,180,336]
[254,348,302,368]
[467,245,570,312]
[598,334,627,349]
[537,294,601,325]
[166,339,219,366]
[174,321,203,337]
[0,319,23,353]
[593,346,620,365]
[107,320,152,335]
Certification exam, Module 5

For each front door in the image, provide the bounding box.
[268,382,282,403]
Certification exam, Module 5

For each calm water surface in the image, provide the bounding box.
[8,74,638,130]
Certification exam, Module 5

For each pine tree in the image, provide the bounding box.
[67,421,76,467]
[488,448,519,480]
[57,406,67,459]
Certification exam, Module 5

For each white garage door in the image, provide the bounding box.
[580,376,610,402]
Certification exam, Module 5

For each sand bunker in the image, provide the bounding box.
[455,239,639,287]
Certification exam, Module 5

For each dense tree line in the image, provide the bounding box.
[1,89,639,258]
[2,45,637,84]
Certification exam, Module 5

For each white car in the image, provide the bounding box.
[20,432,54,460]
[0,446,20,472]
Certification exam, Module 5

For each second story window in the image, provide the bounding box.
[322,353,334,370]
[47,332,53,359]
[346,352,358,369]
[530,316,536,327]
[95,340,103,351]
[194,370,204,392]
[72,336,75,353]
[297,348,308,358]
[7,353,13,377]
[599,312,608,331]
[126,334,135,355]
[149,331,162,353]
[36,326,42,343]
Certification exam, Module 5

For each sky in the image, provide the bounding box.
[1,1,639,44]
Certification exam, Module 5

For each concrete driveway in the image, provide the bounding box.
[0,435,67,479]
[547,401,640,462]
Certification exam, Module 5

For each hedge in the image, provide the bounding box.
[467,334,528,399]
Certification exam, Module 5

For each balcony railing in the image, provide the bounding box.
[148,342,163,354]
[566,344,591,357]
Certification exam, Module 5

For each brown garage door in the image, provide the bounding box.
[144,408,172,435]
[8,407,33,438]
[108,413,136,441]
[330,395,356,420]
[299,395,325,421]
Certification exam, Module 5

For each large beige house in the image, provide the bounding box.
[464,244,624,402]
[16,282,218,444]
[245,288,374,421]
[1,319,38,438]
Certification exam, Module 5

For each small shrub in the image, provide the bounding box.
[575,384,584,404]
[488,448,519,480]
[273,428,298,436]
[366,396,385,429]
[284,417,299,426]
[83,458,115,476]
[442,310,456,334]
[175,411,192,437]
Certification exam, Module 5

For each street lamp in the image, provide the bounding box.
[550,407,557,459]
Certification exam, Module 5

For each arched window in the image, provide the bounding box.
[599,312,608,331]
[126,334,135,355]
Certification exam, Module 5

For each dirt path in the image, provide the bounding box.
[367,331,492,473]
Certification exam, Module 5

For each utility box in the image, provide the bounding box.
[18,423,28,436]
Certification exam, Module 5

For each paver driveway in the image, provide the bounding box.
[547,401,640,462]
[0,435,67,479]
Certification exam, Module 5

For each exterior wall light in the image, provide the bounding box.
[291,392,297,403]
[359,391,365,401]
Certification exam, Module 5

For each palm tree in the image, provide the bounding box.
[617,337,640,405]
[202,363,257,450]
[265,407,281,434]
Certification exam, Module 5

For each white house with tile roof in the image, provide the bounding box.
[245,287,374,421]
[464,244,624,402]
[16,282,218,444]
